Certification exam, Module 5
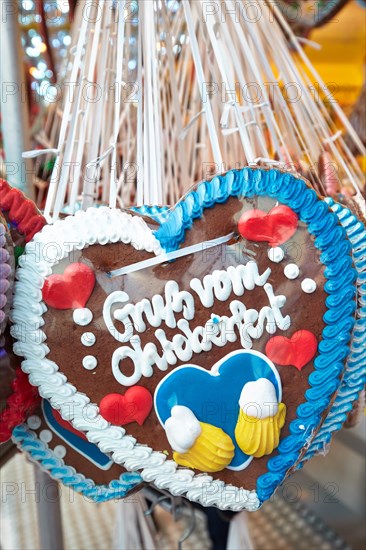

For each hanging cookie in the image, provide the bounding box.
[11,168,359,511]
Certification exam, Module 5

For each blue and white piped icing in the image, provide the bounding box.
[10,170,359,511]
[296,197,366,463]
[12,408,142,502]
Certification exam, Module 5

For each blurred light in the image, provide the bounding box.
[63,35,71,46]
[46,70,54,78]
[31,35,42,46]
[52,39,60,48]
[39,81,51,96]
[22,0,34,10]
[39,43,47,53]
[167,0,179,12]
[26,46,39,57]
[46,85,58,100]
[38,61,47,70]
[29,67,42,79]
[58,1,69,13]
[128,59,137,70]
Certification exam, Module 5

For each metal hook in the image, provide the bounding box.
[143,494,172,517]
[177,500,196,550]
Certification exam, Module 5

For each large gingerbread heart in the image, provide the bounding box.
[11,168,359,511]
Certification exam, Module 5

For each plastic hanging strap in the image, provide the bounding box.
[108,232,235,277]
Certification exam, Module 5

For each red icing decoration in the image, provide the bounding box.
[265,330,318,371]
[0,368,40,442]
[99,387,153,426]
[42,263,95,310]
[52,408,88,441]
[238,205,298,246]
[0,179,46,242]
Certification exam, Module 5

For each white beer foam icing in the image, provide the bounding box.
[165,406,202,453]
[239,378,278,419]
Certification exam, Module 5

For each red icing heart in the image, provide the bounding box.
[99,387,153,426]
[42,263,95,310]
[265,330,318,371]
[238,205,298,246]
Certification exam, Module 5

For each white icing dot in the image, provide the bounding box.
[82,355,98,370]
[40,429,53,443]
[27,415,41,430]
[81,332,96,347]
[268,247,284,263]
[73,308,93,326]
[284,263,300,280]
[53,445,67,459]
[301,278,317,294]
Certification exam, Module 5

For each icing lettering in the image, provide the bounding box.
[103,262,291,386]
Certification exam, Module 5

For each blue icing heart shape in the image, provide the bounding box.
[154,350,282,469]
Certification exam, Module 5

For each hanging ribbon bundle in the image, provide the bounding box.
[23,0,364,217]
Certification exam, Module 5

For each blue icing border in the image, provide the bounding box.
[147,168,357,504]
[297,198,366,462]
[12,421,142,502]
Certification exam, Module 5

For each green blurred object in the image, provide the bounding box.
[14,245,25,265]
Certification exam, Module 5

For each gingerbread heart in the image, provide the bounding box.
[11,168,359,511]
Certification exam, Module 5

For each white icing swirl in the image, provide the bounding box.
[301,278,317,293]
[268,247,284,263]
[40,429,53,443]
[164,406,202,453]
[81,332,96,347]
[284,263,300,279]
[53,445,67,458]
[73,308,93,326]
[27,415,41,430]
[239,378,278,418]
[82,355,98,370]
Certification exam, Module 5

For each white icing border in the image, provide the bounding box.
[11,207,260,511]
